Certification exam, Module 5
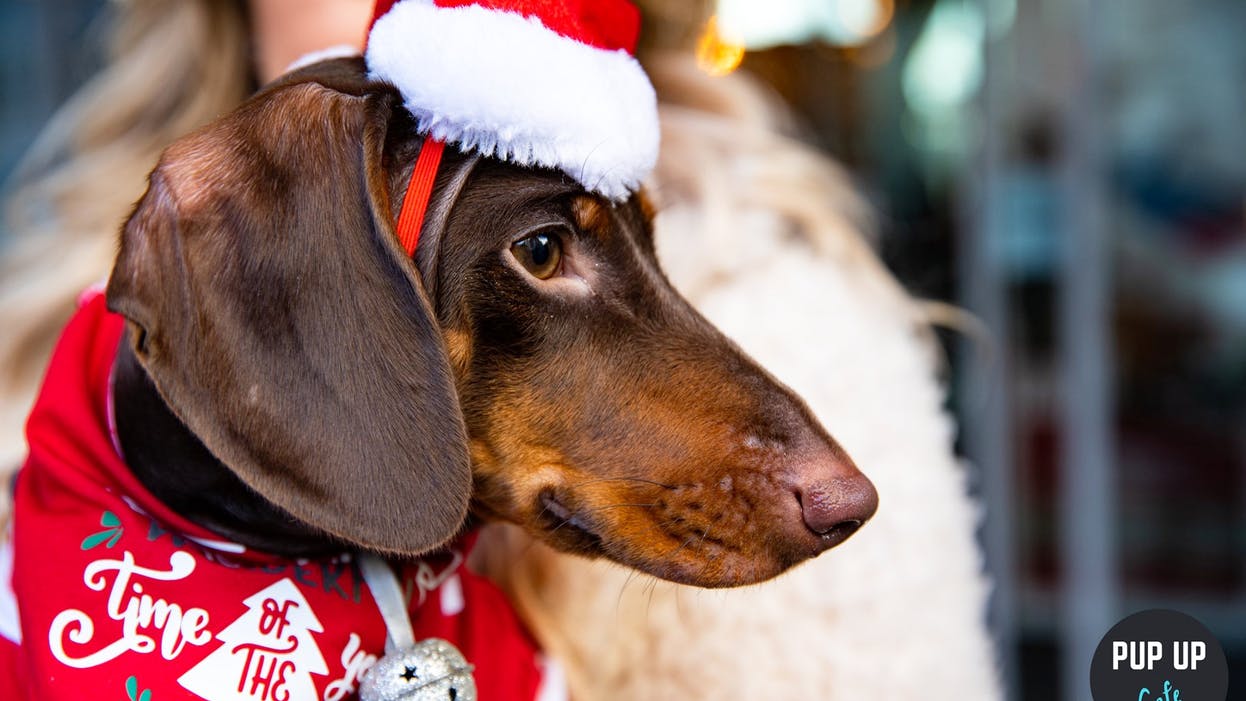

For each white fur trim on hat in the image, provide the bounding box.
[366,0,658,200]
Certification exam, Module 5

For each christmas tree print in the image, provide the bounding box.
[178,578,329,701]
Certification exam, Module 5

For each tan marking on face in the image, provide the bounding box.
[571,195,609,235]
[443,327,473,377]
[635,188,658,222]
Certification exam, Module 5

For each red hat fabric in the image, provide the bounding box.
[371,0,641,52]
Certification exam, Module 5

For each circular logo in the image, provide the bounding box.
[1090,609,1228,700]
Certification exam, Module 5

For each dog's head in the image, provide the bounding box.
[106,59,876,587]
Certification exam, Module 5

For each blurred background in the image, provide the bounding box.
[2,0,1243,698]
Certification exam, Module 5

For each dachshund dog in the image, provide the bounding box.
[2,56,878,699]
[105,56,878,587]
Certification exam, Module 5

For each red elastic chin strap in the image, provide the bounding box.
[368,0,444,258]
[395,138,446,257]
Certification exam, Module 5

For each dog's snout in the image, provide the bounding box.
[787,456,878,550]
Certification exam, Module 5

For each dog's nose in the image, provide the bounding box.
[786,455,878,549]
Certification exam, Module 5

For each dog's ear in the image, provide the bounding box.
[106,62,470,556]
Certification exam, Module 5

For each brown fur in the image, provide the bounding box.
[107,58,877,587]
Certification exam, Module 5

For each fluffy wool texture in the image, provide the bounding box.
[365,0,658,200]
[471,57,1002,701]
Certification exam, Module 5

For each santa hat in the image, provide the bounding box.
[364,0,659,204]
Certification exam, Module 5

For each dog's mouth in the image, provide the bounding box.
[529,486,802,588]
[537,491,605,553]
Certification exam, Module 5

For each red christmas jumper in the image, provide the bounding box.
[0,290,556,701]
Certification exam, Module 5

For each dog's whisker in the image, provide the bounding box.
[576,141,606,186]
[586,150,622,195]
[643,575,659,621]
[695,525,710,551]
[616,567,643,614]
[566,476,676,490]
[694,546,722,584]
[586,502,658,512]
[662,534,696,560]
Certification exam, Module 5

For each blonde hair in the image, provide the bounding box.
[0,0,252,469]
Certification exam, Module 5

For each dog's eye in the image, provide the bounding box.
[510,230,563,280]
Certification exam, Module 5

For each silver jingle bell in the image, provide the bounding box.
[359,637,477,701]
